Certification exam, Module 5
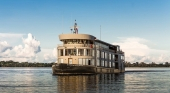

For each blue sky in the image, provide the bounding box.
[0,0,170,63]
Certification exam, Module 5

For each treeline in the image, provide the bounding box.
[1,60,170,67]
[0,60,54,67]
[125,62,170,67]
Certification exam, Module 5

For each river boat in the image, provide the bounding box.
[52,20,125,75]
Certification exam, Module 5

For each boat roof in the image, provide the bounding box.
[95,38,119,47]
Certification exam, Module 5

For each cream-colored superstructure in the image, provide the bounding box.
[53,20,125,74]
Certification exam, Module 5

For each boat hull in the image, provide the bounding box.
[52,64,124,75]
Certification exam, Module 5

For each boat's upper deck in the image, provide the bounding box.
[57,20,124,54]
[59,34,96,41]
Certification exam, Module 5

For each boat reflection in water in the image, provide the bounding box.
[56,74,125,93]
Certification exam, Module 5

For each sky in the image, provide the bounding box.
[0,0,170,63]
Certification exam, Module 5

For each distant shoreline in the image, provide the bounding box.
[125,62,170,67]
[0,67,50,68]
[0,61,53,67]
[1,61,170,67]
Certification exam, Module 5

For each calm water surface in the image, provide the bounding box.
[0,67,170,93]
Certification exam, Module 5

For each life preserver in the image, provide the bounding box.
[90,44,93,48]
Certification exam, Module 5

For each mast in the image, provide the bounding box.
[70,20,79,34]
[74,20,78,34]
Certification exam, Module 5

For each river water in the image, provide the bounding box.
[0,67,170,93]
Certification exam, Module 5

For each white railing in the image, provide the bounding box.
[58,44,94,48]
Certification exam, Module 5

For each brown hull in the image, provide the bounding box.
[52,64,124,75]
[52,64,96,75]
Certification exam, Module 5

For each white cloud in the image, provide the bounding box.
[0,41,12,53]
[0,33,58,63]
[113,37,170,63]
[22,33,41,53]
[12,33,41,58]
[0,33,41,62]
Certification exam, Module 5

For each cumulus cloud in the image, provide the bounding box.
[113,37,170,63]
[22,33,41,53]
[0,41,12,53]
[0,33,41,62]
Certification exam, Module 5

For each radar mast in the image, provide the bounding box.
[70,20,79,34]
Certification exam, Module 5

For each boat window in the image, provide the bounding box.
[112,54,115,60]
[65,49,77,56]
[78,58,83,65]
[115,55,118,61]
[97,50,100,58]
[91,59,94,65]
[58,59,63,63]
[109,61,111,67]
[72,39,77,44]
[112,62,115,68]
[92,49,95,56]
[105,61,108,67]
[101,52,104,58]
[78,49,84,56]
[68,58,72,64]
[101,60,104,66]
[105,52,107,59]
[83,59,86,65]
[86,49,92,56]
[109,53,111,60]
[117,46,120,51]
[121,55,124,60]
[86,59,89,65]
[60,49,63,56]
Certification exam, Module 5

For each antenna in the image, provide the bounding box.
[100,25,101,40]
[70,20,79,34]
[74,20,78,34]
[99,25,101,48]
[70,13,73,32]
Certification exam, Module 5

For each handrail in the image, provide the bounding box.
[58,44,94,48]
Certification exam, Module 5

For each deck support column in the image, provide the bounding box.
[76,49,78,56]
[58,49,60,56]
[63,49,65,56]
[84,49,86,56]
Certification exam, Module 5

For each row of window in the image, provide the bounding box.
[58,49,124,61]
[95,42,109,49]
[97,50,118,60]
[58,58,95,65]
[58,49,95,56]
[58,58,115,68]
[96,59,115,67]
[78,58,115,68]
[63,39,93,44]
[78,58,95,66]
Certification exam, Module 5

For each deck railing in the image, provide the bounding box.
[58,44,124,54]
[58,44,94,48]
